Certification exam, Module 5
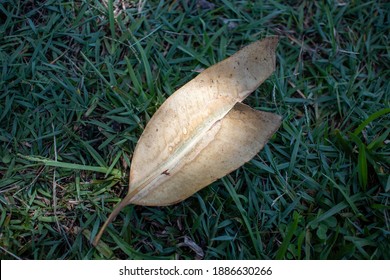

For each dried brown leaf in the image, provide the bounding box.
[93,37,281,246]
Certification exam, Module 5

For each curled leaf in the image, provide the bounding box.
[93,37,281,246]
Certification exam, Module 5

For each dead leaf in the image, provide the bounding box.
[177,236,204,259]
[93,37,281,246]
[197,0,216,10]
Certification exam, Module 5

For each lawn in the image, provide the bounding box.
[0,0,389,260]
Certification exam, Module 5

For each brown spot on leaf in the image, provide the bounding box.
[161,169,170,176]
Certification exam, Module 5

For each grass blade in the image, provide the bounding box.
[276,211,301,260]
[353,108,390,136]
[18,154,121,178]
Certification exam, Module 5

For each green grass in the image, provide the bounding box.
[0,0,389,260]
